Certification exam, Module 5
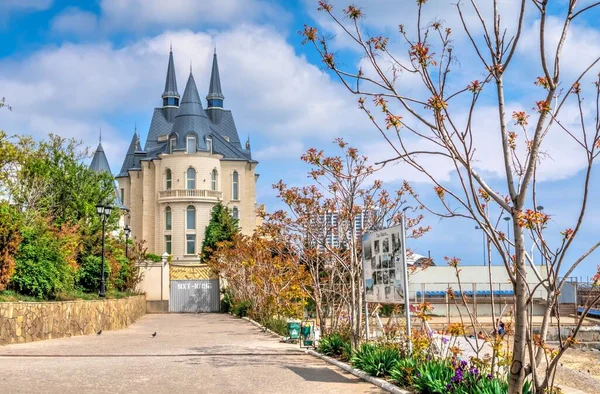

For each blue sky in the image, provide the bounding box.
[1,0,599,280]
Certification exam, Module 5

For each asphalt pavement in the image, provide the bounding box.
[0,313,384,394]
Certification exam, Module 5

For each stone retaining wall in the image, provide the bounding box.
[0,295,146,345]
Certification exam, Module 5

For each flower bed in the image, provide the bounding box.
[316,332,524,394]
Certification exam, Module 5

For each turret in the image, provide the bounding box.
[206,49,224,123]
[162,46,179,121]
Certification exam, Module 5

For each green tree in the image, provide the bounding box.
[201,203,238,262]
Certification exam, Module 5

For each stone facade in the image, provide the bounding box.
[119,151,258,264]
[0,295,145,345]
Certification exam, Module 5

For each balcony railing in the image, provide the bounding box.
[158,189,222,201]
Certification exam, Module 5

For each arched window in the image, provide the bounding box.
[169,136,176,154]
[186,167,196,190]
[211,169,218,191]
[165,206,172,230]
[206,137,213,154]
[186,135,196,154]
[232,171,239,200]
[186,205,196,230]
[165,169,172,190]
[232,206,239,220]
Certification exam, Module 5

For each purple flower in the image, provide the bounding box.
[487,373,493,380]
[442,337,449,344]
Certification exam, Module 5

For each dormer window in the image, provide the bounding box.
[186,135,196,154]
[206,137,213,154]
[169,136,176,154]
[163,97,179,107]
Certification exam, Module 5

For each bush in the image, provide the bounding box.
[350,343,401,377]
[412,359,454,394]
[232,300,252,317]
[263,318,288,336]
[0,202,22,291]
[318,332,352,360]
[390,357,418,387]
[221,288,233,313]
[76,255,112,293]
[10,223,75,299]
[114,256,140,292]
[145,253,162,262]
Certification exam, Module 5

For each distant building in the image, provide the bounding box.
[95,48,261,263]
[320,210,374,248]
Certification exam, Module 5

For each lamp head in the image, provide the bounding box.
[124,225,131,237]
[96,204,104,216]
[104,205,113,217]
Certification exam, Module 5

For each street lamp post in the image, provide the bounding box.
[475,226,486,265]
[124,225,131,259]
[96,204,113,298]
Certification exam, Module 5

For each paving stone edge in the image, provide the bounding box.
[240,316,411,394]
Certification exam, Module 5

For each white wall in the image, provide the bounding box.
[408,265,548,300]
[137,260,170,301]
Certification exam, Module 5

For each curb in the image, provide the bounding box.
[240,316,411,394]
[241,317,287,339]
[306,350,412,394]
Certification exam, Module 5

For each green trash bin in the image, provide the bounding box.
[287,322,301,340]
[301,323,313,346]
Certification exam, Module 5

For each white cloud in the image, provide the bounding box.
[99,0,289,31]
[0,25,372,173]
[50,7,99,36]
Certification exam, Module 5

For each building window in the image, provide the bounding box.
[169,136,176,154]
[163,97,179,107]
[186,135,196,154]
[120,188,124,203]
[166,169,172,190]
[207,99,223,108]
[165,206,172,230]
[232,206,239,220]
[186,205,196,230]
[211,169,217,191]
[232,171,239,200]
[207,137,213,154]
[186,234,196,255]
[186,167,196,190]
[165,235,172,255]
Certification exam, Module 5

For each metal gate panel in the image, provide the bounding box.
[169,279,220,313]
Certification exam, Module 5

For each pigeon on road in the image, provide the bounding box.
[151,332,157,337]
[97,330,102,335]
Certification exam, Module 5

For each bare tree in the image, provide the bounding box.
[302,1,600,392]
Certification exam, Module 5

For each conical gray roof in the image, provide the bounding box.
[170,72,211,150]
[207,51,224,101]
[162,49,179,99]
[118,132,140,177]
[89,142,111,173]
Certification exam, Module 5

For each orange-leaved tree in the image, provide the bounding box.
[272,139,428,346]
[302,1,600,392]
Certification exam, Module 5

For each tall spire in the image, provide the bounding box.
[162,47,179,108]
[206,50,224,109]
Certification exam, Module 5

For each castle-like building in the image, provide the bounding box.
[92,48,260,263]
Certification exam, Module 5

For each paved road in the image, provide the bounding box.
[0,314,383,394]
